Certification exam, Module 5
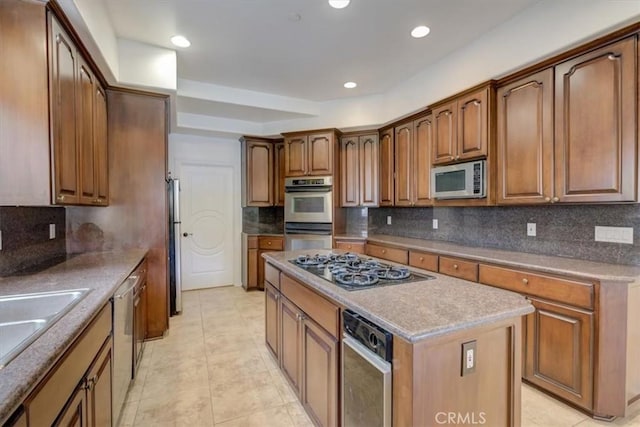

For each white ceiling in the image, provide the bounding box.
[103,0,539,102]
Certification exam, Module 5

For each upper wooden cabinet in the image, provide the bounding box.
[497,68,554,204]
[283,130,338,177]
[0,2,108,206]
[378,128,395,206]
[340,133,379,207]
[242,138,273,206]
[432,85,491,165]
[274,141,285,206]
[241,137,284,207]
[497,36,638,204]
[555,36,637,203]
[394,114,434,207]
[49,13,108,206]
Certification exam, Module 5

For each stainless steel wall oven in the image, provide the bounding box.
[284,176,333,251]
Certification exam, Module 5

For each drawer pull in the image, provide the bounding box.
[522,278,529,285]
[382,249,386,254]
[419,257,424,261]
[453,264,459,270]
[267,241,272,245]
[347,245,352,249]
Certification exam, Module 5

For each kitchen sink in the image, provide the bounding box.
[0,289,91,369]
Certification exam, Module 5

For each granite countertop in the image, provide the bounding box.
[0,250,147,424]
[263,250,534,343]
[366,235,640,284]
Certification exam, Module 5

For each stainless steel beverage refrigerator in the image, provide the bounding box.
[167,178,182,315]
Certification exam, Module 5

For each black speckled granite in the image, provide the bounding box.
[242,207,284,234]
[0,207,66,276]
[369,205,640,266]
[344,207,368,236]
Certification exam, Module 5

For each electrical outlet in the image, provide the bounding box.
[386,216,392,225]
[49,224,56,240]
[461,340,477,376]
[595,226,633,244]
[527,223,536,237]
[432,219,438,229]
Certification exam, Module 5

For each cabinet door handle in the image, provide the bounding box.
[552,196,559,203]
[275,293,279,300]
[544,196,551,202]
[57,195,65,202]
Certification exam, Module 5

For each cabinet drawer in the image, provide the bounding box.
[439,256,478,282]
[365,243,408,264]
[408,251,438,272]
[265,262,280,288]
[479,264,594,309]
[259,236,284,250]
[281,274,339,338]
[335,241,365,254]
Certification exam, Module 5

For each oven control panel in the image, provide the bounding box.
[343,309,393,362]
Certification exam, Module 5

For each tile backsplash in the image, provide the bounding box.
[0,207,66,276]
[369,205,640,266]
[242,207,284,234]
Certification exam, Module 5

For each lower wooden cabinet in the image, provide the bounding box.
[245,235,283,291]
[55,336,112,427]
[525,298,594,410]
[23,303,112,427]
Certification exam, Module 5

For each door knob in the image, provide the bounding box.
[183,232,193,237]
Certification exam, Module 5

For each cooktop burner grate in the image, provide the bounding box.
[290,252,435,291]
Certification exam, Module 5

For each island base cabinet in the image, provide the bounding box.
[524,298,594,411]
[302,319,338,427]
[265,281,280,360]
[393,318,522,427]
[281,296,303,396]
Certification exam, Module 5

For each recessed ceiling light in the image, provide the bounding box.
[171,35,191,48]
[328,0,350,9]
[411,26,430,38]
[344,81,357,89]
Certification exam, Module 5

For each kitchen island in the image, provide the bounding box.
[263,249,534,427]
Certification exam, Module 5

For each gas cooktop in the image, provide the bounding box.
[289,252,435,291]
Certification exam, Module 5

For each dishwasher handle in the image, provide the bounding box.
[114,283,136,299]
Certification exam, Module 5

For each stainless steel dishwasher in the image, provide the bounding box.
[112,269,140,424]
[342,309,393,427]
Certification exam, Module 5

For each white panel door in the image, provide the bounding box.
[179,163,234,290]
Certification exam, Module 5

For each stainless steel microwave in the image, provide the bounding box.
[431,160,486,199]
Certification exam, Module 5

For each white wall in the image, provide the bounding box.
[118,39,177,91]
[168,133,242,286]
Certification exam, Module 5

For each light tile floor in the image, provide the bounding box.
[120,286,640,427]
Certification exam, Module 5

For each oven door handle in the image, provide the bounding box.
[285,230,332,236]
[284,187,332,193]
